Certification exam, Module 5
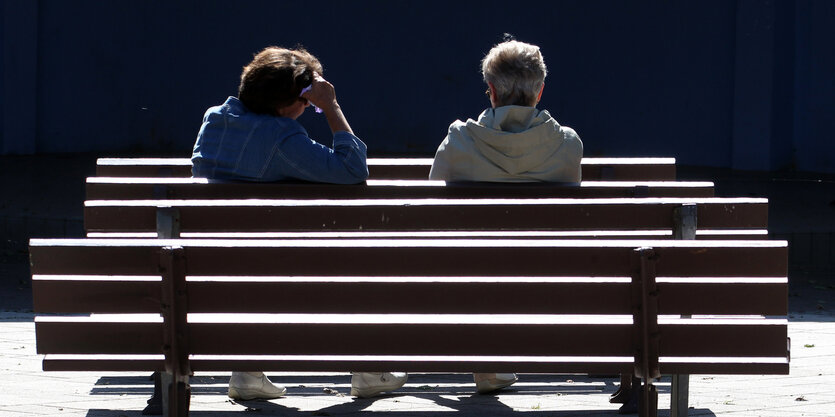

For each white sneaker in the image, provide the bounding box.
[228,371,287,400]
[474,373,518,394]
[350,372,408,398]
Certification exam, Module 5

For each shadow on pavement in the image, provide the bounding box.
[81,373,723,417]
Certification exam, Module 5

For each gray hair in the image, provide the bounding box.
[481,40,547,107]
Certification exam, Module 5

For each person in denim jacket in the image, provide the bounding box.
[189,46,406,401]
[191,46,368,184]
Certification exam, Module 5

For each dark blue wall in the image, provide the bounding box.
[1,0,833,173]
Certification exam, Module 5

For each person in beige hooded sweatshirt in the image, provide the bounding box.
[429,39,583,394]
[429,40,582,183]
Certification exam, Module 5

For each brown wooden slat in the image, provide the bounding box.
[32,278,160,313]
[185,321,785,357]
[659,322,788,357]
[83,199,767,233]
[187,279,786,316]
[659,361,789,375]
[657,281,787,315]
[96,164,191,177]
[41,355,787,375]
[581,163,676,181]
[187,322,633,356]
[86,181,714,200]
[29,240,788,278]
[184,244,787,278]
[35,321,162,354]
[190,359,634,374]
[29,244,161,275]
[188,280,633,314]
[30,277,787,317]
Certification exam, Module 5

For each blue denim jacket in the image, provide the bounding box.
[191,97,368,184]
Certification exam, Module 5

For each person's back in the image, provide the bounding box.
[428,38,583,395]
[192,46,368,184]
[187,46,406,402]
[429,40,582,183]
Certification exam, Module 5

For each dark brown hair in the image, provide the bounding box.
[238,46,324,115]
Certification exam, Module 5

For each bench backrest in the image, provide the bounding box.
[83,197,768,240]
[31,238,789,377]
[96,157,677,181]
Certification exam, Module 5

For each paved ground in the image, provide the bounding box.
[1,311,833,416]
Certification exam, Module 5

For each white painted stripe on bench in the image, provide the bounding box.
[581,157,676,164]
[97,157,675,166]
[30,238,790,248]
[86,177,709,187]
[84,197,766,207]
[31,275,784,284]
[189,355,635,363]
[365,179,447,186]
[44,354,165,360]
[657,317,786,325]
[32,275,161,281]
[85,230,770,239]
[88,230,677,239]
[185,276,632,283]
[655,277,787,284]
[88,177,209,184]
[187,314,634,325]
[581,181,713,187]
[659,357,788,364]
[367,158,434,165]
[44,353,633,363]
[36,314,163,323]
[97,158,192,166]
[697,229,769,236]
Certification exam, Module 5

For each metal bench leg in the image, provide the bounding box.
[671,374,689,417]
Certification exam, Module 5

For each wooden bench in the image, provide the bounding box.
[77,194,772,416]
[31,237,790,417]
[96,157,677,181]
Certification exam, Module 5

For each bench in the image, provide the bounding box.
[31,237,790,417]
[77,194,773,415]
[43,161,782,416]
[96,157,677,181]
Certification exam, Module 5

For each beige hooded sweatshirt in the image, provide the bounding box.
[429,106,583,182]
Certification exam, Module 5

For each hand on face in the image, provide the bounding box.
[300,72,338,112]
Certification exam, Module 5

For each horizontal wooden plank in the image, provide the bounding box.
[86,179,713,200]
[40,354,787,375]
[29,275,786,316]
[35,321,162,354]
[186,279,633,314]
[32,277,161,313]
[95,157,676,181]
[36,315,785,359]
[83,198,767,233]
[84,229,770,240]
[29,239,788,278]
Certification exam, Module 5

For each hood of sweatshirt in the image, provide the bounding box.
[464,105,566,175]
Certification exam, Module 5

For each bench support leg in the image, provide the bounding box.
[639,380,658,417]
[671,374,689,417]
[161,372,190,417]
